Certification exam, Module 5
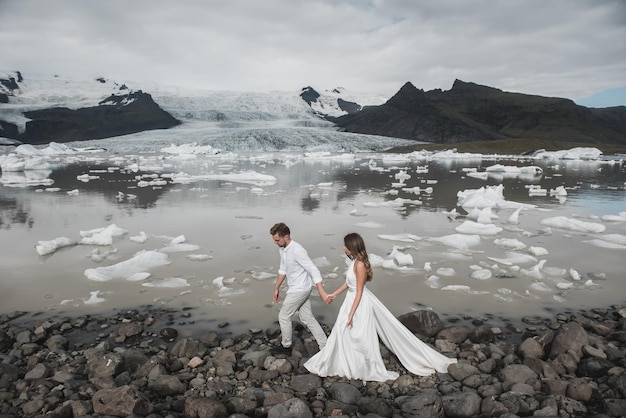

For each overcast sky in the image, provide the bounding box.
[1,0,625,106]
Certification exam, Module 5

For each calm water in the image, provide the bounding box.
[1,149,625,335]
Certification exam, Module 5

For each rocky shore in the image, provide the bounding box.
[1,304,625,418]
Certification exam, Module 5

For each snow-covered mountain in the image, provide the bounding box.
[0,71,414,152]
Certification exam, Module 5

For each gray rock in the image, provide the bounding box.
[148,374,186,396]
[518,337,544,359]
[92,385,154,416]
[436,325,470,344]
[447,362,481,381]
[224,395,258,415]
[200,330,221,347]
[24,363,49,380]
[268,397,313,418]
[263,391,294,407]
[500,364,538,387]
[549,322,589,359]
[566,380,595,402]
[357,397,392,417]
[45,334,69,350]
[329,382,362,404]
[441,390,481,417]
[398,310,443,337]
[399,390,444,418]
[184,396,228,418]
[290,373,321,393]
[171,337,207,358]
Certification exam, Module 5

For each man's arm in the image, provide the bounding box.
[315,282,329,303]
[294,245,323,284]
[273,274,286,303]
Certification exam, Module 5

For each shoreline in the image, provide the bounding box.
[2,302,625,417]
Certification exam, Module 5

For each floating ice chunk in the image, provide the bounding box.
[544,266,566,277]
[170,235,186,244]
[313,256,331,267]
[601,214,625,222]
[389,248,414,266]
[436,267,456,276]
[550,186,568,197]
[187,254,213,261]
[355,221,385,229]
[441,285,470,292]
[394,170,411,182]
[520,259,547,279]
[213,276,247,296]
[84,250,170,281]
[377,233,421,242]
[87,248,117,263]
[142,277,190,288]
[508,207,522,224]
[67,189,79,195]
[84,291,105,305]
[596,233,626,245]
[349,209,368,217]
[534,147,602,160]
[77,173,100,182]
[455,220,503,236]
[467,171,489,180]
[530,282,552,292]
[569,268,582,281]
[556,281,575,290]
[428,234,481,249]
[80,224,128,245]
[130,231,148,243]
[528,246,549,256]
[467,207,495,224]
[493,238,527,250]
[170,171,277,187]
[540,216,605,233]
[424,275,440,288]
[401,186,433,194]
[36,237,76,256]
[363,197,421,207]
[457,185,505,209]
[252,271,275,280]
[583,239,626,249]
[443,208,459,219]
[369,253,385,267]
[161,243,201,253]
[424,262,432,272]
[470,269,492,280]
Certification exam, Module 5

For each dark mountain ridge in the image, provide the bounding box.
[0,72,180,145]
[334,80,626,145]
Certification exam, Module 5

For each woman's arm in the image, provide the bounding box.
[329,282,348,301]
[347,260,366,328]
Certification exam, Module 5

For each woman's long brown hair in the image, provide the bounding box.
[344,233,373,282]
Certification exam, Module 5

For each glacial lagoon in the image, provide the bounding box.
[1,141,625,335]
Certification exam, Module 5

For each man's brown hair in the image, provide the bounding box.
[270,222,290,237]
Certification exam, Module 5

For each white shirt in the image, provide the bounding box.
[278,239,323,293]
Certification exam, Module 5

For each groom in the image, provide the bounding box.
[270,222,328,353]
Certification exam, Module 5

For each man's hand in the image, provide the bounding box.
[273,288,280,303]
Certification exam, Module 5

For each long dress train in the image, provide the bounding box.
[304,260,457,382]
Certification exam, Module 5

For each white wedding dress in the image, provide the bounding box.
[304,260,457,382]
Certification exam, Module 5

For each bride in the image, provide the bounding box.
[304,232,457,382]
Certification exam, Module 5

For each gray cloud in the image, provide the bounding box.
[1,0,624,101]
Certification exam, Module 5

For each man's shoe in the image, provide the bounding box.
[270,344,292,356]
